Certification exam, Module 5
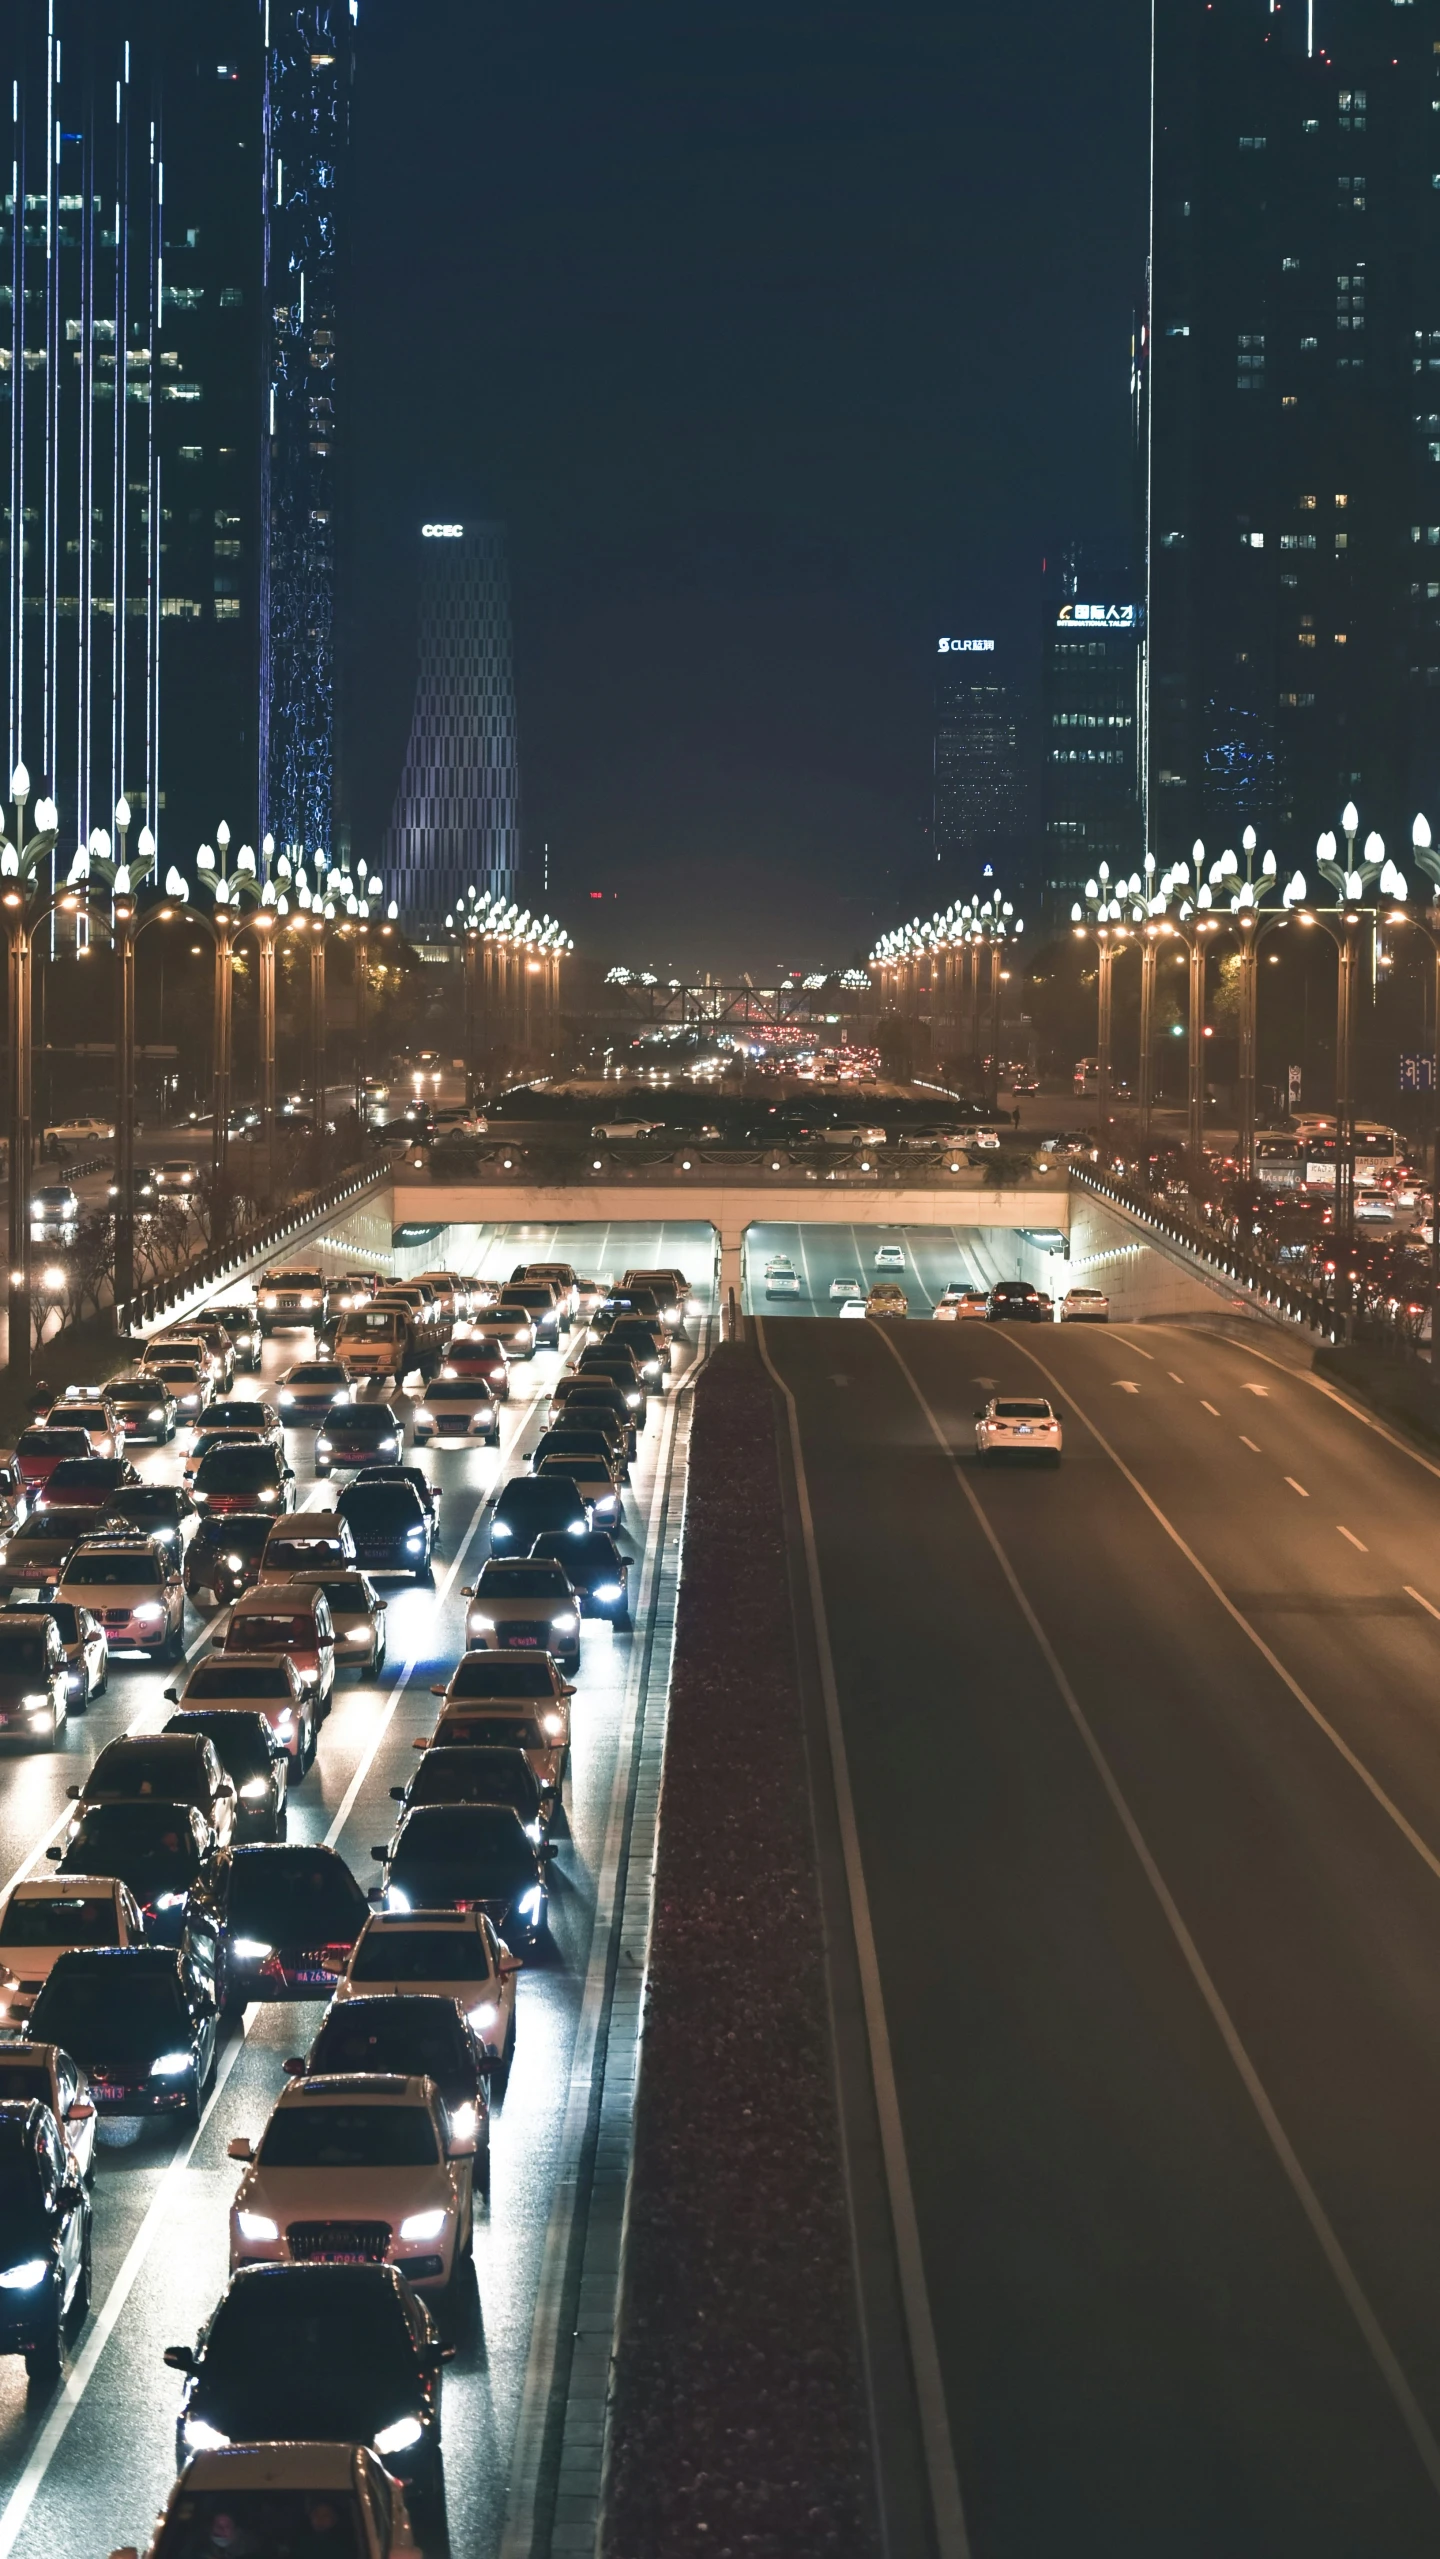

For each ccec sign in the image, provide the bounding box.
[937,637,995,653]
[1056,602,1138,628]
[421,522,463,538]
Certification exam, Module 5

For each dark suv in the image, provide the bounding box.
[987,1282,1044,1323]
[488,1475,588,1557]
[184,1511,277,1607]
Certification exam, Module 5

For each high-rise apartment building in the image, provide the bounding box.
[932,636,1026,894]
[1144,0,1440,868]
[385,520,522,931]
[1040,549,1142,916]
[1,1,353,871]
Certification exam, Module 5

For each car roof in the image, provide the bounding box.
[361,1907,484,1932]
[177,2445,369,2493]
[11,1874,123,1900]
[276,2071,431,2105]
[231,1581,329,1609]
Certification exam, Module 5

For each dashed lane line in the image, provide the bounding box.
[1337,1527,1369,1553]
[1286,1478,1310,1498]
[874,1323,1440,2512]
[1406,1587,1440,1622]
[1240,1437,1262,1454]
[1201,1402,1220,1417]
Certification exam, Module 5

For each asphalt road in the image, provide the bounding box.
[760,1296,1440,2554]
[0,1216,711,2559]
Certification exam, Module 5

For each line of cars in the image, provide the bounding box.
[0,1247,691,2554]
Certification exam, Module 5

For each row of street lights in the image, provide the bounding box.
[870,897,1024,1107]
[446,885,572,1101]
[0,767,401,1383]
[1071,804,1440,1339]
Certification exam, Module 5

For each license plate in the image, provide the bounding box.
[505,1634,539,1647]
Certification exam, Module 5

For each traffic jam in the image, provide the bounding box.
[0,1246,698,2556]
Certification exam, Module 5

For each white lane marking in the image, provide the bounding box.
[1240,1437,1262,1454]
[1243,1383,1270,1398]
[1201,1401,1220,1417]
[1168,1372,1186,1385]
[1190,1326,1440,1489]
[1115,1381,1140,1394]
[0,2019,251,2559]
[1285,1478,1309,1497]
[754,1321,970,2559]
[992,1338,1440,1894]
[874,1326,1440,2510]
[1406,1587,1440,1622]
[1337,1526,1368,1552]
[1128,1343,1156,1360]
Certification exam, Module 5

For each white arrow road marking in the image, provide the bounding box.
[1115,1381,1140,1394]
[1243,1383,1270,1397]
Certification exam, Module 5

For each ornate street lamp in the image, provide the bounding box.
[0,771,61,1381]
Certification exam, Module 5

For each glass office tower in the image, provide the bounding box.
[385,520,523,933]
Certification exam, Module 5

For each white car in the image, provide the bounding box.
[974,1395,1063,1462]
[333,1907,520,2070]
[412,1381,501,1447]
[41,1116,113,1147]
[0,2038,97,2180]
[828,1277,864,1303]
[1354,1194,1395,1225]
[227,2073,474,2301]
[276,1361,353,1420]
[155,1158,200,1194]
[169,1651,315,1772]
[0,1874,144,2030]
[1060,1287,1110,1322]
[873,1243,906,1269]
[763,1262,799,1299]
[117,2444,421,2559]
[838,1298,869,1320]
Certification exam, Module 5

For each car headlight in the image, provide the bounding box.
[232,1937,273,1959]
[239,1779,270,1801]
[643,1361,659,1377]
[468,2001,499,2034]
[552,1612,577,1632]
[222,1553,245,1573]
[595,1582,624,1603]
[386,1886,411,1912]
[133,1602,165,1623]
[625,1392,641,1408]
[381,1437,398,1453]
[399,2208,447,2242]
[299,1296,314,1310]
[595,1492,617,1512]
[440,1366,457,1381]
[184,2419,231,2454]
[490,1367,506,1382]
[518,1885,544,1920]
[257,1489,276,1502]
[275,1710,294,1732]
[147,1407,164,1423]
[21,1693,49,1712]
[0,2259,49,2291]
[347,1626,371,1642]
[235,2208,279,2242]
[405,1531,424,1549]
[469,1614,496,1633]
[569,1521,586,1537]
[543,1713,564,1737]
[153,1892,188,1913]
[278,1390,295,1406]
[491,1522,511,1540]
[315,1438,332,1454]
[373,2416,424,2457]
[448,2101,479,2143]
[151,2050,192,2076]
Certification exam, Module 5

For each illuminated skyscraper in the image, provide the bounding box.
[932,636,1026,895]
[1,2,353,867]
[385,521,522,930]
[1040,547,1142,917]
[1144,0,1440,865]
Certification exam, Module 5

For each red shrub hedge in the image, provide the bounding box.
[601,1342,879,2558]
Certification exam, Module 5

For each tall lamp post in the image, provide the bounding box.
[1380,812,1440,1368]
[1070,874,1131,1160]
[1300,818,1387,1287]
[1195,828,1308,1183]
[0,771,60,1383]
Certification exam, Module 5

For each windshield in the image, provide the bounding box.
[350,1929,486,1983]
[195,1517,274,1555]
[0,2133,45,2253]
[106,1490,182,1521]
[427,1383,487,1402]
[227,1859,363,1940]
[0,1894,118,1948]
[310,2010,467,2092]
[338,1311,403,1334]
[0,2063,55,2107]
[195,1449,281,1489]
[205,2277,417,2396]
[291,1368,347,1386]
[11,1605,79,1642]
[63,1808,201,1886]
[310,1581,369,1613]
[259,2102,439,2169]
[30,1970,185,2053]
[410,1753,532,1807]
[229,1614,320,1650]
[87,1745,204,1797]
[0,1635,51,1677]
[186,1663,291,1700]
[339,1490,420,1525]
[476,1568,569,1599]
[331,1409,400,1434]
[154,2489,365,2559]
[166,1714,271,1778]
[447,1658,551,1698]
[437,1714,547,1750]
[62,1552,161,1587]
[993,1401,1052,1419]
[16,1432,88,1456]
[47,1461,121,1491]
[399,1807,527,1858]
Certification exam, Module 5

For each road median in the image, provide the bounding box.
[600,1339,879,2559]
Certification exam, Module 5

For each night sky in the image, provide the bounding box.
[345,0,1148,977]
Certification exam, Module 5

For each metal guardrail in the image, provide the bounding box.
[115,1161,389,1333]
[1069,1166,1360,1340]
[412,1137,1036,1187]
